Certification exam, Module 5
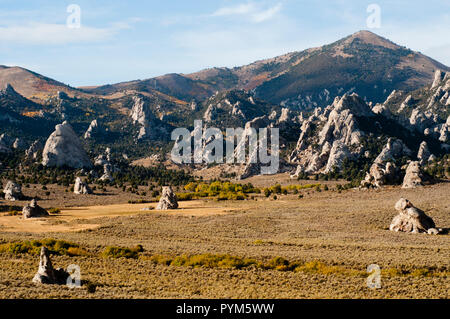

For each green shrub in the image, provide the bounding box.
[67,247,89,256]
[102,245,144,259]
[146,254,173,266]
[181,181,258,201]
[48,208,61,214]
[265,257,297,271]
[0,239,85,256]
[138,253,447,278]
[165,254,258,270]
[177,193,195,201]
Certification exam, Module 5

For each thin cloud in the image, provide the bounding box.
[212,3,256,17]
[0,22,131,45]
[211,2,282,23]
[252,4,282,23]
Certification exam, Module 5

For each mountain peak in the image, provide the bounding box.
[0,83,19,96]
[344,30,400,49]
[351,30,377,37]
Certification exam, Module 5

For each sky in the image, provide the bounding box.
[0,0,449,87]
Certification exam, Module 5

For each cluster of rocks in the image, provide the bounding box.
[279,88,332,111]
[233,115,293,179]
[285,83,446,185]
[290,93,373,176]
[390,198,441,235]
[203,92,255,124]
[361,138,410,188]
[94,147,117,182]
[383,70,450,147]
[361,161,397,188]
[362,159,428,190]
[1,135,44,163]
[202,90,280,129]
[156,186,178,210]
[2,119,120,190]
[94,147,112,166]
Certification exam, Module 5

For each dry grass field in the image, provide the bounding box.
[0,176,448,299]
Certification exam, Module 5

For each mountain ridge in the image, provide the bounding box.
[78,30,449,110]
[0,65,82,101]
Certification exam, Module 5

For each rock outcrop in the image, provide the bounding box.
[25,140,43,160]
[431,70,446,89]
[389,198,440,234]
[74,177,92,195]
[372,103,392,117]
[277,108,292,124]
[324,140,353,173]
[84,119,98,139]
[361,161,397,188]
[156,186,178,210]
[94,147,111,166]
[42,122,92,169]
[32,247,70,285]
[190,100,198,111]
[439,116,449,143]
[130,95,168,140]
[374,138,411,164]
[361,138,410,188]
[290,93,374,174]
[131,95,153,140]
[202,90,273,127]
[99,164,114,182]
[12,138,24,149]
[417,141,433,165]
[397,95,412,113]
[3,181,23,201]
[239,147,261,180]
[94,148,118,181]
[383,70,449,145]
[22,199,49,219]
[402,161,425,189]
